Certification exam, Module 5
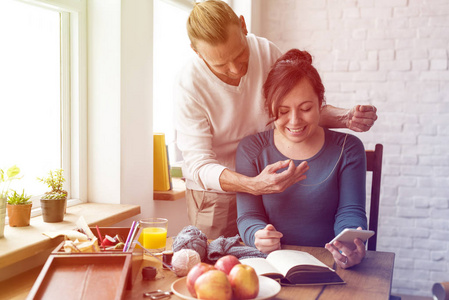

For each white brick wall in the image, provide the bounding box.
[257,0,449,297]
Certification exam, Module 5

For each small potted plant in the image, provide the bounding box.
[7,190,32,227]
[37,169,67,223]
[1,165,21,237]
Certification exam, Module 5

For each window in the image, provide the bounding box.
[153,0,195,163]
[0,0,86,215]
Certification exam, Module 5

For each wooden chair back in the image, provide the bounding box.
[365,144,383,251]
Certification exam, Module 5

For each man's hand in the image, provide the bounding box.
[219,159,308,195]
[250,159,309,195]
[255,224,283,254]
[347,105,378,132]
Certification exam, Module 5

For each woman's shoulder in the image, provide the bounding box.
[325,129,365,153]
[237,130,273,156]
[324,130,366,169]
[239,130,272,147]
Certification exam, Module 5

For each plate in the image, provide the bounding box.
[171,275,281,300]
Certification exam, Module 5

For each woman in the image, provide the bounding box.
[236,49,368,269]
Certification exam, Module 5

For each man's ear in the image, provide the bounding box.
[190,44,203,59]
[239,15,248,35]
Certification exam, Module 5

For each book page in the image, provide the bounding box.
[266,250,333,276]
[239,257,282,277]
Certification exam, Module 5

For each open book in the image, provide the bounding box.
[240,249,344,286]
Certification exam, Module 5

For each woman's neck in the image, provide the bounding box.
[274,127,325,160]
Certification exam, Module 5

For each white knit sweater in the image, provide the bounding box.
[174,34,281,193]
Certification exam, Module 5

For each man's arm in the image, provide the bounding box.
[320,104,378,132]
[219,159,308,195]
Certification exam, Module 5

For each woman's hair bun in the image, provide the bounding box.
[281,49,313,65]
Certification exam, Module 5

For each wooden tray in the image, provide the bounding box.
[51,227,143,289]
[52,227,139,254]
[27,255,131,300]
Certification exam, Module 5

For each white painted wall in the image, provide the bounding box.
[87,0,190,236]
[87,0,154,215]
[119,0,155,219]
[256,0,449,297]
[87,0,122,205]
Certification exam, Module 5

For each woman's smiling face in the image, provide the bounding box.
[274,78,322,145]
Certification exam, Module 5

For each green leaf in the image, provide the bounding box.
[7,165,20,178]
[7,189,32,205]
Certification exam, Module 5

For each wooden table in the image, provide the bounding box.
[3,240,394,300]
[125,244,395,300]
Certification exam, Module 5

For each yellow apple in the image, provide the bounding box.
[228,264,259,299]
[194,270,232,300]
[186,262,216,297]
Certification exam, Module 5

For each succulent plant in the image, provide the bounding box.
[7,190,32,205]
[41,192,67,200]
[37,169,67,200]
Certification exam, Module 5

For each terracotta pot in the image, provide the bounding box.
[7,203,32,227]
[40,198,67,223]
[0,197,6,238]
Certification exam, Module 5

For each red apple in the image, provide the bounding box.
[214,255,241,275]
[228,264,259,299]
[194,270,233,300]
[186,262,216,297]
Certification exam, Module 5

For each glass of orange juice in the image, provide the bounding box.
[139,218,168,254]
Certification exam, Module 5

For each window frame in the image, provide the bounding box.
[9,0,87,216]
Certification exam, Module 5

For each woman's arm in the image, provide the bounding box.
[333,135,368,233]
[234,136,273,246]
[327,135,368,268]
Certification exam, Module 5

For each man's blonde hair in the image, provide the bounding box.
[187,0,240,49]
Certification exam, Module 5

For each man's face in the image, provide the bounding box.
[194,24,249,86]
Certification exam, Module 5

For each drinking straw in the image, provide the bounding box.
[127,222,140,250]
[126,222,140,251]
[96,225,105,250]
[136,241,175,272]
[123,221,139,252]
[123,221,136,252]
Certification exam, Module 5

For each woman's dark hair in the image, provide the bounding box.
[263,49,326,123]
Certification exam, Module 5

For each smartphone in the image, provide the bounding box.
[330,229,375,244]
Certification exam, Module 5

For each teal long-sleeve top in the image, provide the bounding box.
[236,128,367,247]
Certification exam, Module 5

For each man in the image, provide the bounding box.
[174,0,377,239]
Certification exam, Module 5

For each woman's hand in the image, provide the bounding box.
[325,227,366,269]
[254,224,283,254]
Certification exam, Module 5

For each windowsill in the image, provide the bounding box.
[153,177,186,201]
[5,198,84,224]
[0,202,141,270]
